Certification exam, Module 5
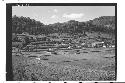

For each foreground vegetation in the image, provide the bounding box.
[12,53,115,81]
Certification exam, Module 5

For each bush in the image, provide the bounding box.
[12,55,116,81]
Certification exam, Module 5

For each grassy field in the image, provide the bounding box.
[12,47,116,81]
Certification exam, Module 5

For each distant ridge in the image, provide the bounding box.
[89,16,115,30]
[12,15,115,35]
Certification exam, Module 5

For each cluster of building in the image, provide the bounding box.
[22,34,115,52]
[12,33,115,52]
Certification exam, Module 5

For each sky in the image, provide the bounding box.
[12,6,115,25]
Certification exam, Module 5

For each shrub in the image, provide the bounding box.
[12,55,116,81]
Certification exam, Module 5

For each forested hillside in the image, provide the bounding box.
[12,15,53,35]
[90,16,115,30]
[12,15,115,35]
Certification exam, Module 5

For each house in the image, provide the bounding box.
[103,45,106,48]
[104,42,112,48]
[81,43,85,46]
[92,42,104,48]
[50,38,61,43]
[12,47,20,53]
[57,44,70,50]
[36,36,50,41]
[24,44,36,51]
[108,44,115,48]
[12,42,23,48]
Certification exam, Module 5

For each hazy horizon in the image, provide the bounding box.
[12,6,115,25]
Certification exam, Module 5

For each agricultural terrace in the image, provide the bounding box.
[12,33,116,81]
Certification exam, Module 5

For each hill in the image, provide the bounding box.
[89,16,115,30]
[12,15,115,35]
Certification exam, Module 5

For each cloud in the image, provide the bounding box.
[50,15,58,18]
[63,13,84,19]
[53,9,58,13]
[48,10,51,13]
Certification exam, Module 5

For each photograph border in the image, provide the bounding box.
[6,3,117,81]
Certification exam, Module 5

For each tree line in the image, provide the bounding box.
[12,15,115,35]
